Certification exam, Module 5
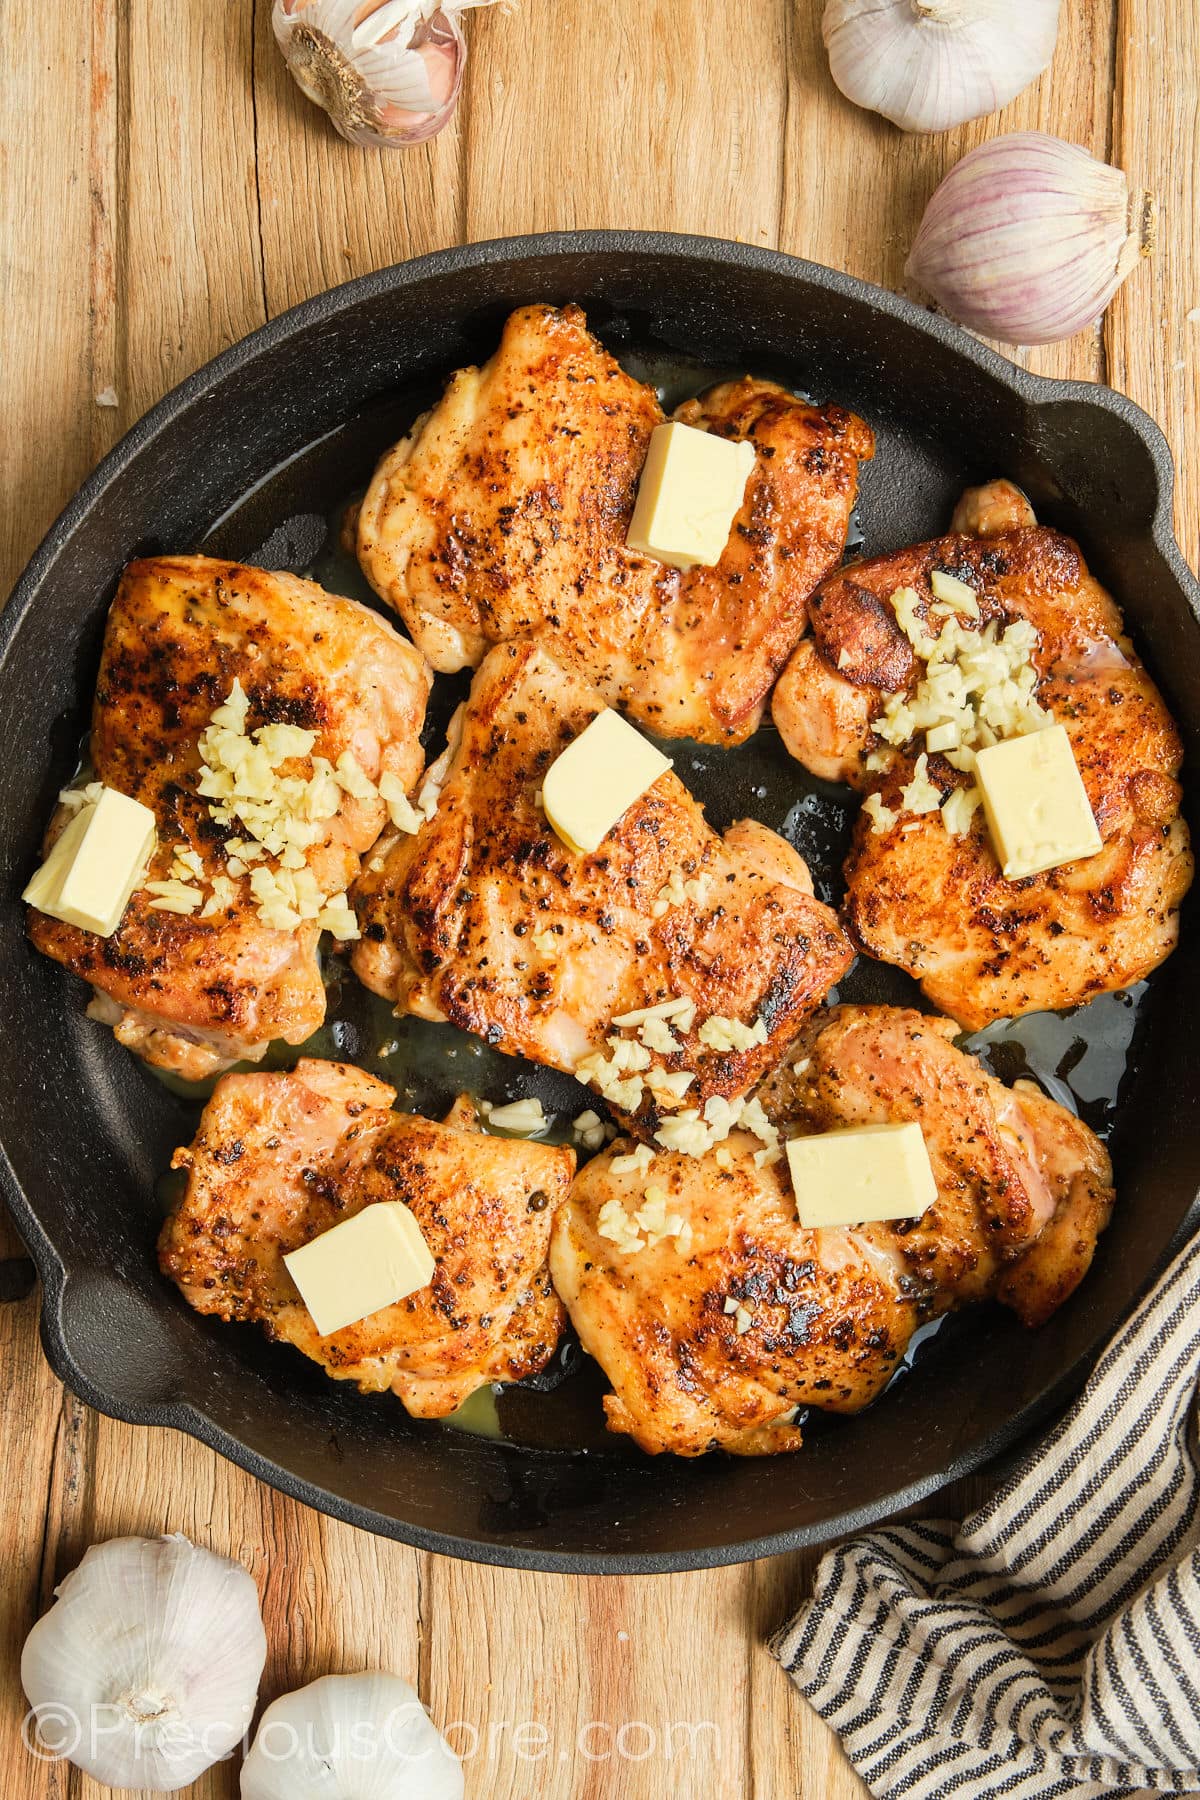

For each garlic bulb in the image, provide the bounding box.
[21,1534,266,1792]
[240,1672,464,1799]
[906,132,1155,345]
[823,0,1061,134]
[273,0,502,148]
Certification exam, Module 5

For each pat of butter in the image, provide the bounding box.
[786,1123,937,1230]
[23,786,157,937]
[542,709,672,855]
[627,420,756,571]
[283,1201,435,1338]
[975,724,1102,880]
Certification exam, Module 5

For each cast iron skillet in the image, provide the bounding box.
[2,232,1199,1574]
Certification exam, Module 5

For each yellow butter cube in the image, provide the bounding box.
[283,1201,435,1338]
[542,709,672,855]
[626,421,756,571]
[975,725,1102,880]
[785,1122,937,1230]
[23,786,157,937]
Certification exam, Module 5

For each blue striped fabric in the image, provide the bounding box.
[771,1234,1200,1798]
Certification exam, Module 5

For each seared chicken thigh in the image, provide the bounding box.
[772,483,1192,1027]
[552,1005,1113,1455]
[354,304,874,743]
[352,641,854,1135]
[159,1059,572,1416]
[28,557,431,1079]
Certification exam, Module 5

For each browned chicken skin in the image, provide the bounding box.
[159,1058,573,1416]
[354,304,874,743]
[27,557,431,1079]
[551,1005,1113,1456]
[351,640,854,1134]
[772,482,1193,1028]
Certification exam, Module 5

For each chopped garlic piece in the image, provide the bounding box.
[929,569,980,617]
[891,585,937,656]
[863,793,899,835]
[57,779,106,814]
[486,1097,548,1137]
[941,785,983,838]
[899,752,942,816]
[572,1110,607,1151]
[612,996,695,1028]
[597,1198,645,1255]
[333,750,377,800]
[145,878,204,915]
[609,1143,656,1177]
[926,720,960,755]
[697,1014,768,1054]
[651,1089,780,1160]
[378,771,424,834]
[638,1016,679,1055]
[646,1068,696,1103]
[199,873,238,918]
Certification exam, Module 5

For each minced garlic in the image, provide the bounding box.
[645,1067,696,1103]
[596,1186,692,1257]
[863,793,899,835]
[597,1198,645,1255]
[653,1090,780,1159]
[899,753,942,816]
[610,1143,657,1177]
[612,996,697,1033]
[633,1185,693,1251]
[483,1096,549,1136]
[859,585,1053,842]
[144,878,204,915]
[941,785,983,838]
[638,1016,679,1055]
[697,1014,768,1054]
[878,591,1050,758]
[572,1110,607,1151]
[194,680,381,940]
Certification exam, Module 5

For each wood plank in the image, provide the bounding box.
[1108,0,1200,557]
[461,0,789,246]
[782,0,1118,385]
[119,2,266,415]
[251,2,464,313]
[0,0,95,600]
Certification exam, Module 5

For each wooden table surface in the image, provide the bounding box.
[1,3,1196,1795]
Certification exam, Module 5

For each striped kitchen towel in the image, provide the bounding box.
[771,1231,1200,1799]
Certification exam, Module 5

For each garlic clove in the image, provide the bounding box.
[272,0,501,148]
[21,1534,266,1792]
[240,1671,464,1799]
[905,131,1155,346]
[823,0,1062,135]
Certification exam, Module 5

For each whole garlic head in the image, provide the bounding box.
[273,0,501,148]
[240,1671,465,1799]
[823,0,1062,134]
[21,1534,266,1792]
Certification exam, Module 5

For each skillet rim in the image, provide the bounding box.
[3,228,1199,1574]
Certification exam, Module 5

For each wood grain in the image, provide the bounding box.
[1,1,1196,1796]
